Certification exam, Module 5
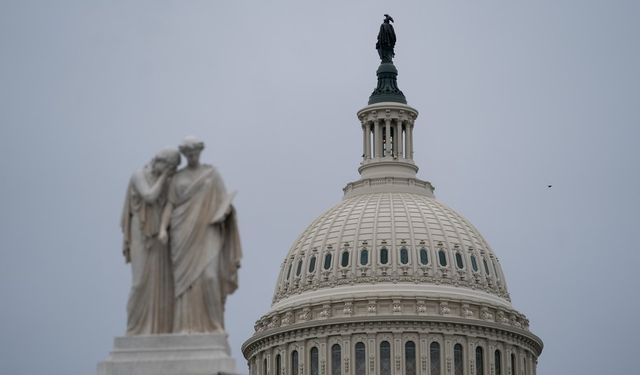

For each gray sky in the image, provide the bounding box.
[1,1,639,374]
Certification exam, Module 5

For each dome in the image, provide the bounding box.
[272,192,511,310]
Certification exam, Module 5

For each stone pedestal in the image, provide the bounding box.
[98,333,238,375]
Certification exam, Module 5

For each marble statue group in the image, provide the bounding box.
[121,136,242,335]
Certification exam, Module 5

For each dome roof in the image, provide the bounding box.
[271,191,511,311]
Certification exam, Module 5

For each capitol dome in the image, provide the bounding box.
[243,25,542,375]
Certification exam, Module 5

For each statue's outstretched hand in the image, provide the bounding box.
[158,229,168,245]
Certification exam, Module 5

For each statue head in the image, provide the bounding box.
[179,136,205,167]
[383,14,394,24]
[152,148,181,174]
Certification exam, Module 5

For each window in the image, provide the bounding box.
[341,251,350,267]
[454,344,463,375]
[492,259,502,281]
[380,247,389,265]
[286,263,293,280]
[400,247,409,265]
[419,247,429,265]
[360,249,369,265]
[296,259,303,276]
[355,342,366,375]
[405,341,416,375]
[308,256,316,273]
[475,347,484,375]
[511,353,517,375]
[263,358,267,375]
[494,350,502,375]
[323,253,332,270]
[455,252,464,269]
[291,350,298,375]
[380,341,391,375]
[438,249,447,267]
[483,258,491,275]
[276,354,281,375]
[331,344,341,375]
[310,347,319,375]
[430,342,441,375]
[470,255,479,272]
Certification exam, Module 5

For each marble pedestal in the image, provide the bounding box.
[98,333,238,375]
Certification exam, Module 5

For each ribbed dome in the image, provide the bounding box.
[272,191,510,308]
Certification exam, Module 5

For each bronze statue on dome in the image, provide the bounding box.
[376,14,396,63]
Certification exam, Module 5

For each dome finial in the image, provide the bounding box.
[370,15,406,104]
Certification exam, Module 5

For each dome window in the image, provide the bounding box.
[379,341,391,375]
[286,263,293,280]
[476,346,484,375]
[291,350,299,375]
[470,255,479,272]
[495,350,502,375]
[263,358,267,375]
[295,260,303,277]
[341,251,350,267]
[360,249,369,265]
[430,342,441,375]
[399,247,409,265]
[419,247,429,265]
[355,342,366,375]
[379,247,389,265]
[455,252,464,269]
[308,255,317,273]
[454,344,464,375]
[483,258,491,276]
[438,249,447,267]
[310,347,319,375]
[323,253,333,270]
[405,341,416,375]
[276,354,282,375]
[331,344,341,375]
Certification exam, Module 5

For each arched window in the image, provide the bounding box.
[455,252,464,269]
[405,341,416,375]
[494,350,502,375]
[291,350,298,375]
[430,342,441,375]
[419,247,429,265]
[492,259,503,281]
[310,347,319,375]
[475,347,484,375]
[483,258,491,275]
[276,354,282,375]
[380,341,391,375]
[323,253,332,270]
[523,356,528,375]
[341,251,350,267]
[360,249,369,265]
[510,353,517,375]
[355,342,366,375]
[454,344,463,375]
[438,249,447,267]
[263,358,267,375]
[379,247,389,265]
[308,255,316,273]
[470,255,479,272]
[295,260,303,276]
[286,263,293,280]
[331,344,341,375]
[400,247,409,265]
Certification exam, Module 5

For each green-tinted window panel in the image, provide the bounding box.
[470,255,478,272]
[380,247,389,265]
[360,249,369,265]
[400,247,409,264]
[455,252,464,269]
[419,248,429,265]
[324,253,332,270]
[296,260,303,276]
[438,249,447,267]
[341,251,350,267]
[308,256,316,273]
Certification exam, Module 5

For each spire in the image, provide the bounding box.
[369,14,406,104]
[343,16,434,199]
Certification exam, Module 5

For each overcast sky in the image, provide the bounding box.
[1,1,639,374]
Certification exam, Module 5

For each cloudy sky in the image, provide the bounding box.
[1,1,639,374]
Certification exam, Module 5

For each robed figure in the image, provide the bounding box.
[376,14,396,63]
[159,137,242,333]
[121,149,180,335]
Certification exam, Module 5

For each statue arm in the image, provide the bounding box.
[131,170,167,204]
[158,201,173,244]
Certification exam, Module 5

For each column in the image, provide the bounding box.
[375,120,383,158]
[362,122,368,160]
[397,120,404,159]
[406,120,414,160]
[385,118,391,157]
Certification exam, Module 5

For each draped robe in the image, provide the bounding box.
[167,164,242,333]
[121,166,174,335]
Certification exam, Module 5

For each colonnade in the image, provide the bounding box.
[361,117,414,160]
